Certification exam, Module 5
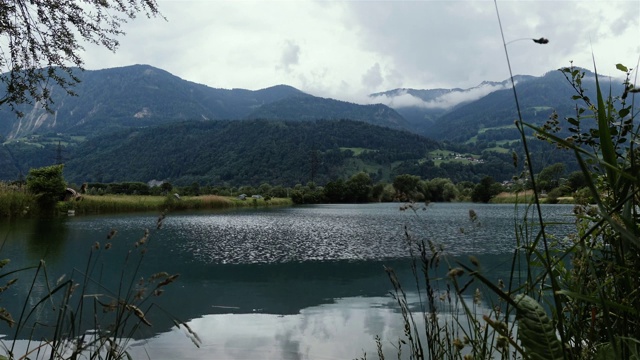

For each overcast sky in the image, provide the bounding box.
[82,0,640,104]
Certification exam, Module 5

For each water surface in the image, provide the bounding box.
[0,202,575,359]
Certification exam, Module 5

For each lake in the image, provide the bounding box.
[0,202,575,359]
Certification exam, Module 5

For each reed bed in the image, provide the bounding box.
[66,194,292,215]
[0,183,35,219]
[67,195,165,214]
[490,191,535,204]
[490,191,575,204]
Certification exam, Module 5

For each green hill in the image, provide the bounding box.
[62,119,440,186]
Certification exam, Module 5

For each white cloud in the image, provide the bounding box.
[77,0,640,103]
[420,83,509,109]
[370,91,430,108]
[369,82,509,110]
[279,40,301,73]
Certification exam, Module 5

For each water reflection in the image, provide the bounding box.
[26,218,69,263]
[128,296,410,360]
[0,203,575,358]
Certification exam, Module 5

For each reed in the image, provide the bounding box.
[366,2,639,359]
[0,183,34,219]
[64,194,293,215]
[0,212,199,359]
[67,195,165,214]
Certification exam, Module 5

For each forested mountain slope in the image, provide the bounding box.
[0,65,408,139]
[63,119,440,186]
[247,96,410,131]
[428,69,622,142]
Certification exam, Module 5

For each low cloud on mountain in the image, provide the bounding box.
[371,82,510,110]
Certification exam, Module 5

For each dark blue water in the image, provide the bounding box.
[0,202,575,359]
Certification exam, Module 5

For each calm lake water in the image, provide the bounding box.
[0,202,575,359]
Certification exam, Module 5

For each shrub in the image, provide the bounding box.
[26,165,66,216]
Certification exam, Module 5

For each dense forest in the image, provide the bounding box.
[62,119,440,186]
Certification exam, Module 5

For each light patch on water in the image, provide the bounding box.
[156,203,574,265]
[122,292,509,360]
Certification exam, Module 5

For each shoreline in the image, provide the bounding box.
[57,194,293,216]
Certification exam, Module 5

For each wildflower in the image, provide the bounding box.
[469,255,480,267]
[126,304,152,326]
[156,274,180,289]
[447,268,464,278]
[495,320,508,333]
[496,335,509,349]
[453,338,465,351]
[474,288,482,304]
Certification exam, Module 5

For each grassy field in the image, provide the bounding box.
[482,146,510,154]
[491,191,574,204]
[429,150,481,166]
[339,147,376,156]
[60,194,293,215]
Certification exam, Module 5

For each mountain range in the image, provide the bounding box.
[0,64,625,186]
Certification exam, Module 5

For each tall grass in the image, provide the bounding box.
[0,212,200,359]
[0,183,34,219]
[366,2,639,359]
[60,194,292,215]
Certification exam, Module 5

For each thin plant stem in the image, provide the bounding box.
[493,0,568,356]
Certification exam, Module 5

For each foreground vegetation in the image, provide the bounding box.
[365,55,640,359]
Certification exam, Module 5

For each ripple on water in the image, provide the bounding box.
[158,203,574,265]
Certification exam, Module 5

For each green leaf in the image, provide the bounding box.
[619,108,630,118]
[593,62,618,190]
[616,63,628,72]
[595,343,617,360]
[514,294,564,360]
[595,338,640,360]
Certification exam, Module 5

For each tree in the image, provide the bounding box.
[566,170,587,191]
[26,164,66,215]
[422,178,459,202]
[536,162,566,191]
[346,172,372,203]
[160,182,173,195]
[471,176,502,203]
[324,179,347,203]
[392,174,421,200]
[0,0,161,114]
[370,182,386,202]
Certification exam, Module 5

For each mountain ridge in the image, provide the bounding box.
[0,65,406,139]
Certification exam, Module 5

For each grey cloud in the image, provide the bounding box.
[362,63,383,89]
[372,82,508,110]
[345,1,639,91]
[280,40,301,73]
